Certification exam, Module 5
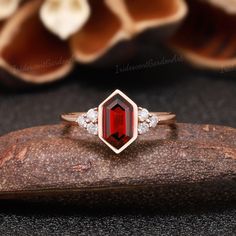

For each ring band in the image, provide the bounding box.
[61,112,176,126]
[61,90,176,154]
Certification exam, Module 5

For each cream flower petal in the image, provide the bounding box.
[0,0,21,20]
[40,0,91,40]
[206,0,236,14]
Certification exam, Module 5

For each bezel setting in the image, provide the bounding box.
[68,90,164,154]
[98,89,138,154]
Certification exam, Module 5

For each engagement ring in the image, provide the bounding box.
[61,90,176,154]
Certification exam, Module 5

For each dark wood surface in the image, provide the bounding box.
[0,123,235,209]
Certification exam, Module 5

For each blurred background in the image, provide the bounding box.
[0,0,236,235]
[0,0,236,134]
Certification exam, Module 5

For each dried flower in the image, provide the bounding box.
[0,0,21,20]
[0,0,187,85]
[206,0,236,14]
[40,0,91,39]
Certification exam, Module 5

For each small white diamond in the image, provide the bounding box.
[77,116,87,128]
[138,108,149,122]
[87,123,98,135]
[86,109,98,122]
[138,122,149,134]
[149,116,158,128]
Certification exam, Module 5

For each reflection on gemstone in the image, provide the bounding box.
[138,122,149,134]
[102,94,134,149]
[150,116,158,128]
[87,123,98,135]
[138,108,149,121]
[86,109,98,122]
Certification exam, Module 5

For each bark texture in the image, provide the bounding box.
[0,123,235,208]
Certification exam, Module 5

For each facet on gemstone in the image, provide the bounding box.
[87,123,98,135]
[149,116,158,128]
[98,90,138,153]
[102,95,133,149]
[138,122,149,134]
[138,108,149,121]
[86,108,98,122]
[77,116,87,128]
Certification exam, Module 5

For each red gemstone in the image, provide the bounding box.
[102,94,134,150]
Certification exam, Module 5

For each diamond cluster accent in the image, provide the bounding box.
[76,108,98,135]
[138,107,159,135]
[77,106,158,137]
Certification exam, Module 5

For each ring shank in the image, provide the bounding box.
[61,112,176,125]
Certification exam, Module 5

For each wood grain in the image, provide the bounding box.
[0,123,235,208]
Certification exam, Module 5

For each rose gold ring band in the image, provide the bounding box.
[61,112,176,126]
[59,89,176,154]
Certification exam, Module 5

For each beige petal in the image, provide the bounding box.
[0,0,21,20]
[71,0,125,63]
[206,0,236,14]
[40,0,91,40]
[169,1,236,70]
[0,0,73,84]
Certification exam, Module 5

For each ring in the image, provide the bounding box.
[61,90,176,154]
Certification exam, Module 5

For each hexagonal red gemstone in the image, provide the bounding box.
[102,94,134,149]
